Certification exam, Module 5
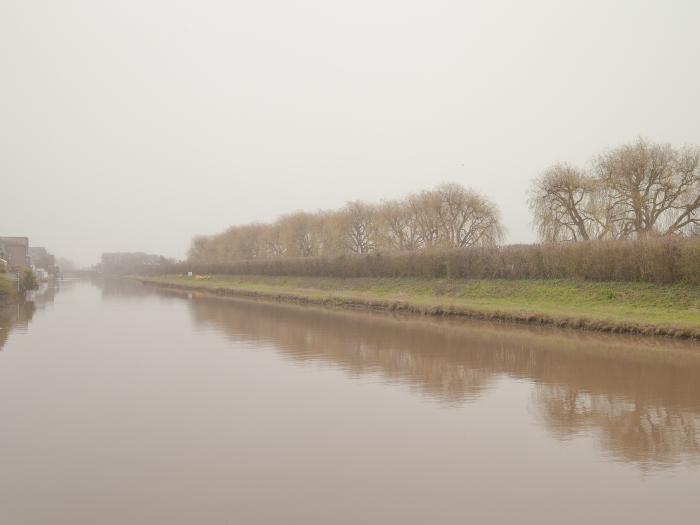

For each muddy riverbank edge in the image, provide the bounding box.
[138,276,700,341]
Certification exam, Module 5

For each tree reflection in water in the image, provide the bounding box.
[183,292,700,467]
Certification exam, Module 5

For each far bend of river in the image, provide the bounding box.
[1,279,700,524]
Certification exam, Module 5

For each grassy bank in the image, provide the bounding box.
[141,275,700,339]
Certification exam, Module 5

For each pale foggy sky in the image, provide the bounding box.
[2,1,699,266]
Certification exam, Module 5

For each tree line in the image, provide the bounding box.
[190,138,700,263]
[529,138,700,241]
[189,183,503,263]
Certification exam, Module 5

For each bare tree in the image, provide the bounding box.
[528,163,615,241]
[408,190,442,248]
[435,183,504,247]
[261,222,286,258]
[277,211,322,257]
[315,210,343,256]
[217,223,266,260]
[595,139,700,237]
[376,199,421,251]
[188,235,211,262]
[530,139,700,242]
[336,201,378,254]
[187,183,505,263]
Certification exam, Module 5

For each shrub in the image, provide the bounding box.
[157,237,700,284]
[19,268,38,292]
[0,276,14,299]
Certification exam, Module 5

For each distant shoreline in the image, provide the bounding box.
[138,275,700,341]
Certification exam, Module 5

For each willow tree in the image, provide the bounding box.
[277,211,322,257]
[435,183,504,247]
[528,163,615,242]
[186,182,505,263]
[376,199,421,251]
[530,139,700,241]
[407,190,442,248]
[335,201,378,254]
[595,139,700,237]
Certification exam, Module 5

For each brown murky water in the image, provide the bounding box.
[1,279,699,524]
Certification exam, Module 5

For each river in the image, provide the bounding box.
[1,278,699,524]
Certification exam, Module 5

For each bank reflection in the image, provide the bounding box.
[185,292,700,466]
[0,281,61,350]
[0,300,35,350]
[98,277,160,299]
[0,282,61,351]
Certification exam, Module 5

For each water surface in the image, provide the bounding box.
[1,279,699,524]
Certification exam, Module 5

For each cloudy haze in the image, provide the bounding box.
[2,0,699,266]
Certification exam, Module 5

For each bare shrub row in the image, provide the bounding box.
[166,237,700,284]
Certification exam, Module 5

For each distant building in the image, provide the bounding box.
[28,247,56,275]
[0,237,30,269]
